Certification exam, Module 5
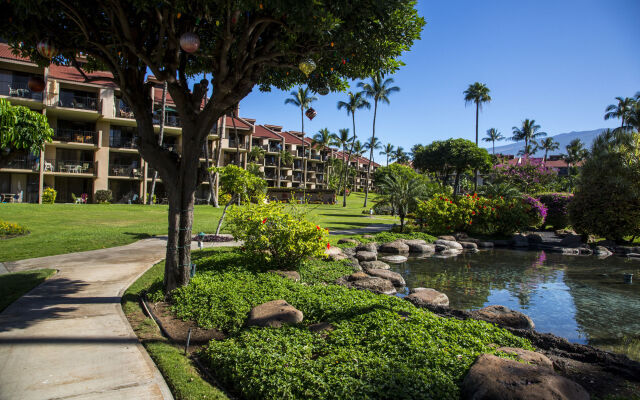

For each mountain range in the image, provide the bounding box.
[486,128,606,157]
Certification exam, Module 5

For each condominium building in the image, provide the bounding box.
[0,42,379,204]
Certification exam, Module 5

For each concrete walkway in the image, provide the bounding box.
[0,238,237,400]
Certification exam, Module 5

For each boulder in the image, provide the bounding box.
[434,239,463,250]
[381,255,408,263]
[406,288,449,307]
[347,271,370,281]
[560,234,583,248]
[495,347,554,370]
[325,246,347,261]
[555,228,577,238]
[352,277,396,295]
[379,240,410,254]
[511,234,529,248]
[454,232,469,241]
[593,246,613,257]
[337,238,358,244]
[402,238,427,246]
[561,248,580,256]
[526,233,544,244]
[403,240,435,253]
[478,241,494,249]
[435,249,462,258]
[578,247,593,256]
[438,235,457,241]
[246,300,304,328]
[366,269,406,287]
[462,354,589,400]
[435,244,448,252]
[355,242,378,253]
[355,251,377,262]
[360,260,391,271]
[342,247,357,257]
[459,241,479,250]
[362,234,375,239]
[268,270,301,282]
[471,305,535,330]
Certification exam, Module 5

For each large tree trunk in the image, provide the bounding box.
[343,114,357,207]
[364,100,378,207]
[148,81,167,204]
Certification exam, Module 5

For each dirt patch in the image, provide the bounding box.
[145,300,225,346]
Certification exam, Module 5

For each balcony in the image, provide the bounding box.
[265,172,277,180]
[44,159,95,174]
[311,154,321,160]
[293,162,303,170]
[279,174,289,180]
[53,129,97,145]
[110,137,138,149]
[58,92,99,111]
[153,114,181,127]
[268,144,282,153]
[115,100,135,119]
[229,140,247,149]
[0,80,43,101]
[265,158,277,167]
[0,157,38,171]
[109,164,142,178]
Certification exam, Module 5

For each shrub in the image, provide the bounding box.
[492,158,557,194]
[0,220,28,237]
[226,202,329,269]
[42,187,56,204]
[416,193,546,236]
[371,202,393,215]
[538,193,572,229]
[95,189,112,204]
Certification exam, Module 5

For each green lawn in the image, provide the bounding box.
[0,193,395,262]
[0,269,57,312]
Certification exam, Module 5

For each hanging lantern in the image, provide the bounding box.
[37,40,58,59]
[317,86,329,96]
[28,76,45,93]
[305,107,317,120]
[179,32,200,53]
[298,59,316,77]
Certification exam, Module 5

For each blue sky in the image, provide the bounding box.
[235,0,640,155]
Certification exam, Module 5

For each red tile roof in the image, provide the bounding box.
[0,43,33,63]
[48,64,116,87]
[254,125,283,140]
[225,116,251,130]
[152,86,176,107]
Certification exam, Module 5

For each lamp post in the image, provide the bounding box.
[197,232,205,250]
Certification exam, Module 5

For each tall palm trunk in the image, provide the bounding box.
[343,114,357,207]
[474,101,479,191]
[337,145,346,196]
[300,106,307,190]
[148,81,167,204]
[492,140,495,155]
[364,99,378,207]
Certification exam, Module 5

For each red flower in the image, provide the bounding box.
[468,220,473,225]
[326,243,331,249]
[316,225,321,230]
[471,211,476,215]
[262,218,267,224]
[491,207,496,211]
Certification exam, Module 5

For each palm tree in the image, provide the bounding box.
[463,82,491,189]
[148,81,167,204]
[331,128,353,198]
[351,139,365,191]
[380,143,396,166]
[604,96,635,129]
[481,128,504,155]
[358,72,400,207]
[538,137,559,162]
[511,119,547,155]
[564,138,588,190]
[277,149,293,187]
[394,146,409,164]
[248,145,265,163]
[337,92,371,206]
[312,128,333,185]
[285,87,317,187]
[377,174,428,232]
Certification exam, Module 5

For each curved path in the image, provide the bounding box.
[0,238,236,400]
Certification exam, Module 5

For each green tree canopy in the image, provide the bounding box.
[413,138,491,191]
[0,99,53,160]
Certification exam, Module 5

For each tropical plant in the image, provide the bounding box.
[393,146,410,164]
[492,158,556,194]
[94,189,112,204]
[377,174,429,232]
[285,87,317,187]
[0,99,53,162]
[569,130,640,241]
[538,137,559,162]
[479,182,521,199]
[563,138,588,189]
[41,188,57,204]
[0,220,28,237]
[3,0,424,292]
[463,82,491,189]
[380,143,396,166]
[337,92,370,206]
[358,72,400,207]
[604,96,635,130]
[626,93,640,132]
[482,128,504,155]
[331,128,353,196]
[538,193,573,229]
[511,119,547,155]
[312,128,334,184]
[278,149,293,167]
[248,145,266,163]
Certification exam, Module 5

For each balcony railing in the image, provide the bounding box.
[44,159,95,174]
[53,129,97,145]
[109,164,142,178]
[0,80,43,101]
[229,140,247,149]
[279,174,289,180]
[265,172,277,180]
[58,94,99,111]
[293,174,303,182]
[268,144,282,153]
[265,159,277,166]
[311,154,321,160]
[115,101,135,119]
[110,138,138,149]
[0,157,38,171]
[153,114,181,127]
[293,162,303,170]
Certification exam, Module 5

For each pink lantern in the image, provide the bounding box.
[305,107,317,120]
[28,76,45,93]
[180,32,200,53]
[37,40,58,59]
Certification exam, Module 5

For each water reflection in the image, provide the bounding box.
[392,249,640,361]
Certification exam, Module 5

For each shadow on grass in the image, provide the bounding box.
[123,232,155,240]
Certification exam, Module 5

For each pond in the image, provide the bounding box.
[390,249,640,361]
